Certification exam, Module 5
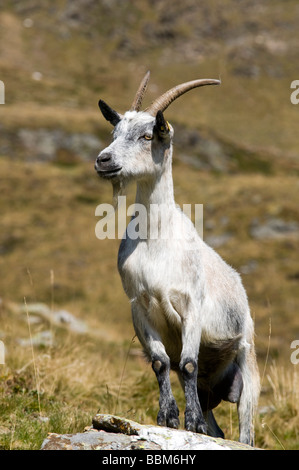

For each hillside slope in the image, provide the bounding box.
[0,0,298,450]
[1,0,299,157]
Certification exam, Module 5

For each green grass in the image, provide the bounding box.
[0,389,92,450]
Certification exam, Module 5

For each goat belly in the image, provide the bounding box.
[196,337,243,410]
[197,363,243,411]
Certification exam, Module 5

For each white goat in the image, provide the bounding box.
[95,71,260,445]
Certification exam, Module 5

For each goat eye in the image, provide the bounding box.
[141,134,153,141]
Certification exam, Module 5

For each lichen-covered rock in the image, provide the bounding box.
[41,429,161,451]
[41,414,259,450]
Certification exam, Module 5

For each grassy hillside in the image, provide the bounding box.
[1,0,299,153]
[0,0,299,449]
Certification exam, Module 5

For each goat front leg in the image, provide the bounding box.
[131,302,179,429]
[152,355,180,429]
[179,313,207,434]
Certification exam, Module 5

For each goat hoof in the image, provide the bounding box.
[185,420,208,435]
[167,416,180,429]
[197,422,208,434]
[157,402,179,429]
[185,411,207,435]
[157,414,180,429]
[157,413,180,429]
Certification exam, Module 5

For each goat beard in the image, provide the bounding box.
[111,178,127,210]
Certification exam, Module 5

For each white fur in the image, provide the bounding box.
[96,107,260,445]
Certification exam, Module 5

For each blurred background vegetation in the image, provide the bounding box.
[0,0,298,449]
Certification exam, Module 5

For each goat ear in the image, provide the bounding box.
[155,110,170,139]
[98,99,121,126]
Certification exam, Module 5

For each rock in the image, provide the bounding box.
[41,414,259,450]
[41,429,161,451]
[240,260,259,275]
[250,218,299,240]
[52,309,88,334]
[0,127,102,163]
[205,232,233,248]
[18,330,54,347]
[18,302,88,334]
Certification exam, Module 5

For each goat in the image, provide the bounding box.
[95,71,260,445]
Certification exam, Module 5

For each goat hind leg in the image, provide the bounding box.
[203,410,224,438]
[237,346,260,446]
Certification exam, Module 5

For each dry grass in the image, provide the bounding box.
[1,0,299,449]
[0,154,298,449]
[257,363,299,449]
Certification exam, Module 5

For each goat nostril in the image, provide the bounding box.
[100,153,111,163]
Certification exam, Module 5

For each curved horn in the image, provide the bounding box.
[145,78,221,116]
[130,70,151,112]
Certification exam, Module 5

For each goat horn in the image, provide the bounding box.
[130,70,151,112]
[145,78,221,116]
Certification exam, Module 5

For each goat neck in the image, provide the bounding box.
[135,141,175,238]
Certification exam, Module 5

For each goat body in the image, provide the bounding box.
[95,72,260,445]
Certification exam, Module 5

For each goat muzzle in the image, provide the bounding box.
[95,153,122,179]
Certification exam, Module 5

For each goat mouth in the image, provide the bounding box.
[96,167,122,179]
